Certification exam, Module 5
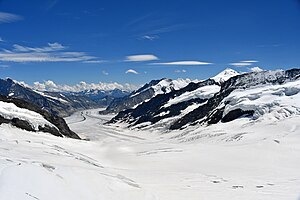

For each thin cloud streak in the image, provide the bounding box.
[0,64,9,69]
[125,54,159,62]
[140,35,159,41]
[175,69,187,73]
[0,12,23,23]
[240,60,259,63]
[0,43,100,63]
[13,42,65,52]
[83,60,106,64]
[102,70,109,75]
[125,69,139,74]
[151,61,212,66]
[46,0,60,10]
[229,62,253,67]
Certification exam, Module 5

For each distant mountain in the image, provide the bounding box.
[0,95,80,139]
[109,68,300,131]
[0,78,129,117]
[101,78,192,114]
[75,89,130,105]
[211,68,240,83]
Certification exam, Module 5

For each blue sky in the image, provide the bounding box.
[0,0,300,86]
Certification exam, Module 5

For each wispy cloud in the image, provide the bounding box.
[125,69,139,74]
[0,64,9,69]
[0,37,3,42]
[83,60,106,64]
[144,24,187,35]
[140,35,159,41]
[151,61,212,66]
[13,42,65,52]
[257,44,282,48]
[239,60,259,63]
[127,12,195,40]
[229,62,253,67]
[0,42,100,63]
[0,12,23,23]
[175,69,187,73]
[125,54,159,62]
[46,0,60,10]
[126,13,154,27]
[102,70,109,75]
[230,60,259,67]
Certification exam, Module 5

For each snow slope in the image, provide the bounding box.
[1,109,299,200]
[152,78,192,95]
[131,78,192,98]
[0,101,56,130]
[163,84,220,108]
[222,79,300,121]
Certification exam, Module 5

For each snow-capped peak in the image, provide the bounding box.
[152,78,192,95]
[212,68,240,83]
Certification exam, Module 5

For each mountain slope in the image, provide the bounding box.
[171,68,300,129]
[0,95,80,139]
[101,78,192,114]
[109,68,300,131]
[0,78,129,117]
[212,68,240,83]
[109,79,218,127]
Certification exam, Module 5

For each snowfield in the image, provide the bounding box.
[222,79,300,121]
[1,108,300,200]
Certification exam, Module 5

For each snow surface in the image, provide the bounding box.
[163,85,220,108]
[212,68,240,83]
[222,79,300,121]
[0,101,56,130]
[152,78,192,95]
[1,108,300,200]
[131,78,193,98]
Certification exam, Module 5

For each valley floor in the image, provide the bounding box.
[1,109,300,200]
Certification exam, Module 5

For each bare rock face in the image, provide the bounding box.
[221,109,255,123]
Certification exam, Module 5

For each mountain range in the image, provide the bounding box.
[109,68,300,132]
[100,78,192,114]
[1,68,300,138]
[0,78,129,117]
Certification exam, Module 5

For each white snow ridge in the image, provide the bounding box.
[0,101,56,130]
